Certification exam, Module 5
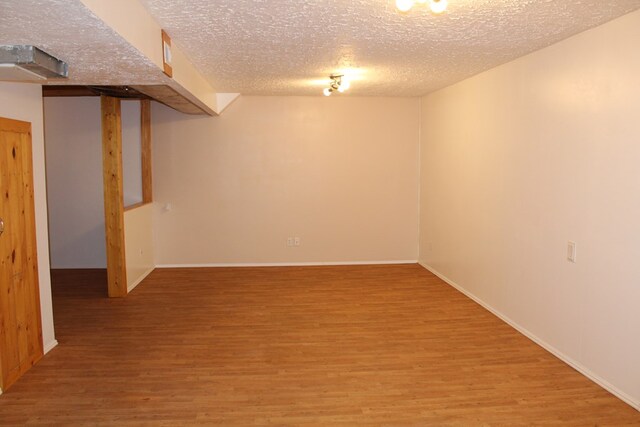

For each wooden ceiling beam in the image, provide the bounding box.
[42,85,210,115]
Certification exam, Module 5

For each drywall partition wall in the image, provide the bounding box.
[419,9,640,408]
[122,101,143,206]
[152,96,420,265]
[44,98,142,268]
[44,97,104,268]
[0,82,56,354]
[124,203,154,292]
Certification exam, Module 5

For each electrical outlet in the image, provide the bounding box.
[287,237,294,247]
[567,241,576,263]
[294,237,300,246]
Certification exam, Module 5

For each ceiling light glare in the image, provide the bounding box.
[396,0,414,13]
[323,74,351,96]
[429,0,447,14]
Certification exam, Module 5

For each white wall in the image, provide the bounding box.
[0,82,56,354]
[124,203,154,292]
[122,101,143,207]
[44,97,104,268]
[44,97,142,268]
[419,9,640,408]
[152,96,420,266]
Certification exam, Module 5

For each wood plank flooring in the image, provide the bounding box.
[0,265,638,425]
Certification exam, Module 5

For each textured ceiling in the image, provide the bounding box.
[2,1,640,97]
[0,0,171,86]
[138,0,640,96]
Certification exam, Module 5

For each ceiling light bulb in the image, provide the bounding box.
[339,80,351,91]
[323,87,332,96]
[396,0,414,13]
[429,0,447,14]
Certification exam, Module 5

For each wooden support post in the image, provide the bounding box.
[141,99,153,204]
[101,96,127,298]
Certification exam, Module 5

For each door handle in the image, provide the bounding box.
[0,218,3,236]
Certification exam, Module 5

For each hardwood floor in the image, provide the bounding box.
[0,265,637,425]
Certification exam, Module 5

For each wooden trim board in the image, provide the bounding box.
[161,30,173,77]
[101,96,128,298]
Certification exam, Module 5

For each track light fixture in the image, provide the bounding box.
[323,74,350,96]
[396,0,448,14]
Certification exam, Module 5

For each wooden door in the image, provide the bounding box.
[0,117,44,392]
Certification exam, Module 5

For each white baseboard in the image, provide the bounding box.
[44,339,58,355]
[157,260,418,268]
[127,267,155,292]
[418,262,639,412]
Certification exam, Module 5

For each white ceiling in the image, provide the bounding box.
[139,0,640,96]
[2,1,640,97]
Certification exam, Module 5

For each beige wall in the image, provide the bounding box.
[44,97,142,268]
[152,96,420,265]
[419,10,640,408]
[0,82,56,354]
